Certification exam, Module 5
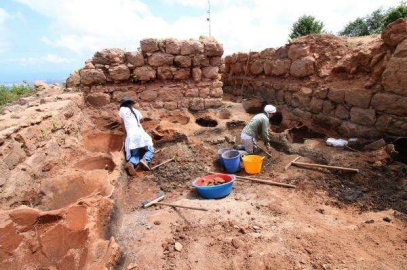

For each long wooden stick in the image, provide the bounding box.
[209,172,296,188]
[284,156,301,171]
[151,158,174,170]
[155,202,208,211]
[292,162,359,173]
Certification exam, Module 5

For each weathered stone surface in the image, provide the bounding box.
[80,69,106,85]
[284,92,292,104]
[327,89,345,103]
[181,40,204,55]
[344,89,372,108]
[300,87,313,96]
[382,39,407,96]
[339,121,380,138]
[92,48,125,65]
[140,90,158,102]
[371,93,407,116]
[264,60,272,75]
[291,93,311,108]
[309,98,324,113]
[189,98,205,111]
[157,66,174,80]
[165,38,181,54]
[275,47,289,59]
[290,56,315,77]
[199,88,210,98]
[174,55,192,67]
[192,67,202,82]
[230,63,244,74]
[86,93,111,107]
[66,71,80,88]
[250,60,264,75]
[125,51,144,67]
[185,88,199,97]
[202,67,219,79]
[0,158,10,186]
[314,88,328,99]
[323,100,336,115]
[313,114,342,129]
[210,87,223,98]
[205,98,223,108]
[376,114,407,135]
[271,59,291,76]
[193,54,210,67]
[140,38,159,53]
[288,43,310,60]
[210,57,222,66]
[203,40,224,57]
[148,53,174,67]
[381,18,407,47]
[109,65,130,81]
[335,104,350,120]
[260,48,275,59]
[164,102,178,110]
[350,108,376,126]
[173,69,190,80]
[133,66,156,81]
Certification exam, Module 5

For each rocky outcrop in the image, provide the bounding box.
[223,20,407,137]
[72,37,224,112]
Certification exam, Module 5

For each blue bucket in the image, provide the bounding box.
[222,150,241,173]
[218,148,229,167]
[192,173,236,199]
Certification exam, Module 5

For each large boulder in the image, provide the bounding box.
[80,69,106,85]
[327,89,345,103]
[381,18,407,47]
[382,39,407,96]
[173,68,190,80]
[109,65,130,81]
[350,108,376,126]
[157,66,174,80]
[203,41,224,57]
[345,89,372,108]
[250,60,264,75]
[193,54,210,67]
[260,48,275,59]
[133,66,156,81]
[180,40,204,55]
[140,38,159,53]
[165,38,181,54]
[125,51,144,67]
[202,66,219,79]
[174,55,192,67]
[371,93,407,116]
[290,56,315,77]
[66,71,80,88]
[288,43,310,60]
[148,52,174,67]
[271,59,291,76]
[192,67,202,82]
[86,93,111,107]
[92,48,125,65]
[339,121,380,138]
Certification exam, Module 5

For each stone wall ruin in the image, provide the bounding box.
[67,37,224,112]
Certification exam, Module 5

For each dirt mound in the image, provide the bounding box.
[0,195,120,270]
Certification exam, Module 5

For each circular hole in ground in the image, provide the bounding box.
[73,156,116,172]
[195,117,218,127]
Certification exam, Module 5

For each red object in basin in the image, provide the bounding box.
[194,173,234,186]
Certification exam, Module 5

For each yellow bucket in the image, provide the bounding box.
[242,155,265,174]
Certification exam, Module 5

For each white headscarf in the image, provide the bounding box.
[264,105,277,115]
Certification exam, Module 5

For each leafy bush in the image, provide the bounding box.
[0,83,34,107]
[289,15,325,40]
[340,3,407,37]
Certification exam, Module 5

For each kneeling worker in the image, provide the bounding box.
[240,105,279,154]
[119,98,154,175]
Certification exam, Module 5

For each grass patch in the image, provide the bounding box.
[0,83,35,107]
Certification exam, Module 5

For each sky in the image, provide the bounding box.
[0,0,402,84]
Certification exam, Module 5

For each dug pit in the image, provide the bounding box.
[195,116,218,127]
[82,133,124,153]
[73,156,116,172]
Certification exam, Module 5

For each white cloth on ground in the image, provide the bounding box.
[326,138,348,148]
[119,107,153,160]
[241,132,255,154]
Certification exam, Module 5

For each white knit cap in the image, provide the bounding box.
[264,104,277,114]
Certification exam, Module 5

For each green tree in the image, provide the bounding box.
[289,15,325,40]
[366,8,386,34]
[339,18,369,37]
[383,3,407,27]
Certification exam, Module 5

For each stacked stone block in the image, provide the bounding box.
[68,37,224,111]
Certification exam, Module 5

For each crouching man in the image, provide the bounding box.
[240,104,280,154]
[119,98,154,175]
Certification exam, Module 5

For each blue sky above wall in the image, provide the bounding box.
[0,0,401,84]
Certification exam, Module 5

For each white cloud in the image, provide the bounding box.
[3,54,71,66]
[17,0,403,58]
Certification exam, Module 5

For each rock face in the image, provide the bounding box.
[80,69,106,85]
[109,64,131,81]
[148,52,174,67]
[290,56,315,77]
[66,71,80,88]
[381,18,407,47]
[126,51,144,67]
[288,43,310,60]
[382,39,407,96]
[92,48,125,65]
[140,38,159,53]
[0,196,121,270]
[133,66,156,81]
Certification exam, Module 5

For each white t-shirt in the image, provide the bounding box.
[119,107,153,160]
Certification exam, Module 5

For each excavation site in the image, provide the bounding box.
[0,19,406,270]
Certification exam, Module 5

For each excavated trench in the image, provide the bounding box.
[195,116,218,127]
[82,132,124,152]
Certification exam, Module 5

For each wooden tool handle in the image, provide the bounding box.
[292,162,359,173]
[284,156,301,171]
[156,202,208,211]
[151,158,174,170]
[236,176,296,188]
